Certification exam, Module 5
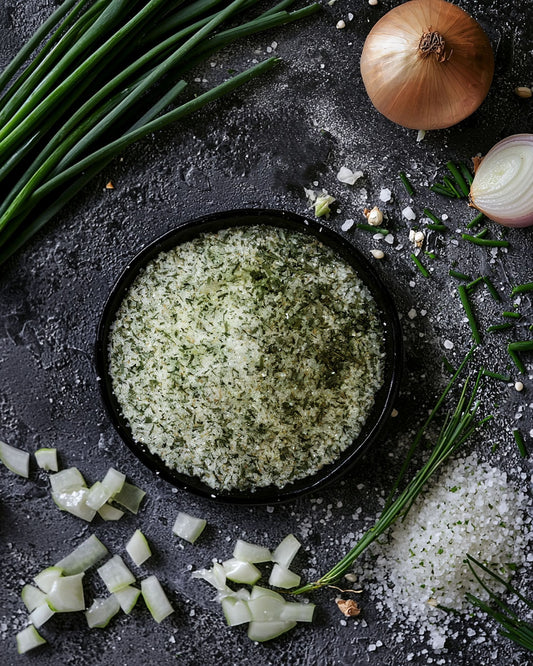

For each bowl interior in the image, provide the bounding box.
[96,209,403,504]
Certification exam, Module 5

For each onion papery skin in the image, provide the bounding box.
[470,134,533,228]
[360,0,494,130]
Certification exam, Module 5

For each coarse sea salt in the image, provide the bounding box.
[353,453,532,651]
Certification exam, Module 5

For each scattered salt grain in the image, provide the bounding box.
[336,20,346,29]
[379,188,392,202]
[337,166,363,185]
[443,339,454,349]
[341,219,355,231]
[402,206,416,221]
[407,309,417,320]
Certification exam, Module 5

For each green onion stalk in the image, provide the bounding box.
[0,0,321,265]
[292,354,492,595]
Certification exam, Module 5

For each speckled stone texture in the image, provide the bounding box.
[0,1,532,665]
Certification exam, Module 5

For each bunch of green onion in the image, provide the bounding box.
[0,0,319,265]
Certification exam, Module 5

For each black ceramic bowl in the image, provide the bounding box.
[96,209,403,504]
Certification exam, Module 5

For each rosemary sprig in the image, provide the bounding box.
[292,367,491,594]
[465,555,533,653]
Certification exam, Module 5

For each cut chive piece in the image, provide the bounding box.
[34,447,58,471]
[46,573,85,612]
[114,585,141,614]
[466,212,484,229]
[502,311,521,319]
[442,356,456,375]
[443,176,461,198]
[86,595,121,628]
[98,555,135,593]
[431,183,456,197]
[449,269,472,281]
[172,511,206,543]
[427,223,447,231]
[461,234,510,248]
[483,277,500,301]
[55,534,108,575]
[487,323,514,333]
[356,223,389,234]
[458,161,474,186]
[446,161,469,197]
[112,481,145,514]
[410,253,429,277]
[0,440,30,477]
[508,340,533,353]
[481,370,511,382]
[399,171,415,196]
[511,282,533,296]
[457,285,481,344]
[126,529,152,567]
[422,207,441,225]
[466,276,484,291]
[508,347,526,374]
[141,575,174,623]
[513,429,527,458]
[16,625,46,654]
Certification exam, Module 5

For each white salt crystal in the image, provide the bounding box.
[402,206,416,221]
[379,188,392,202]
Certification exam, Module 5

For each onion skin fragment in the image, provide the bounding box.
[360,0,494,130]
[470,134,533,228]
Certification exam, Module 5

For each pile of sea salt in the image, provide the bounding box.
[352,453,532,651]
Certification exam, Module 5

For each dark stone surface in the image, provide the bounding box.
[0,1,532,665]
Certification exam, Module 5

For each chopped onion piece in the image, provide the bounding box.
[247,620,296,642]
[232,539,271,563]
[112,481,145,514]
[86,482,110,511]
[114,585,140,614]
[172,512,206,543]
[46,573,85,612]
[52,487,96,522]
[97,503,125,521]
[191,562,227,591]
[280,601,315,623]
[250,586,284,601]
[49,467,86,493]
[34,447,58,472]
[222,596,252,626]
[98,555,135,593]
[34,566,63,593]
[0,440,29,477]
[16,625,46,654]
[272,534,301,568]
[86,595,120,628]
[248,594,286,622]
[29,603,55,628]
[268,563,301,589]
[126,529,152,566]
[55,534,108,575]
[222,558,261,585]
[470,133,533,227]
[101,467,126,495]
[337,166,363,185]
[141,575,174,623]
[21,584,47,612]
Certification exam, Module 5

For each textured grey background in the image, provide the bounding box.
[0,1,532,665]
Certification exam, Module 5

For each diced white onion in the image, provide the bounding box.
[21,584,47,612]
[126,529,152,566]
[268,563,301,589]
[97,503,125,521]
[280,601,315,623]
[34,566,63,594]
[34,447,58,472]
[46,573,85,612]
[250,586,284,601]
[101,467,126,495]
[0,440,30,477]
[29,603,55,628]
[172,512,206,543]
[52,487,96,522]
[85,595,121,628]
[86,481,112,511]
[221,596,252,626]
[141,575,174,623]
[113,586,140,614]
[191,562,227,591]
[247,620,296,642]
[272,534,301,568]
[49,467,86,493]
[247,594,285,622]
[232,539,271,563]
[97,555,135,593]
[222,558,261,585]
[16,625,46,654]
[55,534,108,575]
[112,481,145,514]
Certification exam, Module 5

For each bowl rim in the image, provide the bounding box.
[95,208,403,504]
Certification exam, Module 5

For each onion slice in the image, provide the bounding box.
[470,134,533,227]
[0,440,30,477]
[16,625,46,654]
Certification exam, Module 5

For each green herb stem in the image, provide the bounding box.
[449,269,472,282]
[457,285,481,344]
[513,429,527,458]
[461,234,510,248]
[446,161,469,197]
[466,212,484,229]
[487,323,514,333]
[356,223,389,235]
[410,253,429,277]
[481,369,510,382]
[511,282,533,296]
[483,277,500,301]
[399,171,415,196]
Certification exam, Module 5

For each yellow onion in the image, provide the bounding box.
[360,0,494,130]
[470,134,533,228]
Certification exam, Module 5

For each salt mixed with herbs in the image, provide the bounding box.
[352,453,532,650]
[108,225,384,491]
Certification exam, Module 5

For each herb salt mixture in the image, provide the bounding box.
[108,225,385,491]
